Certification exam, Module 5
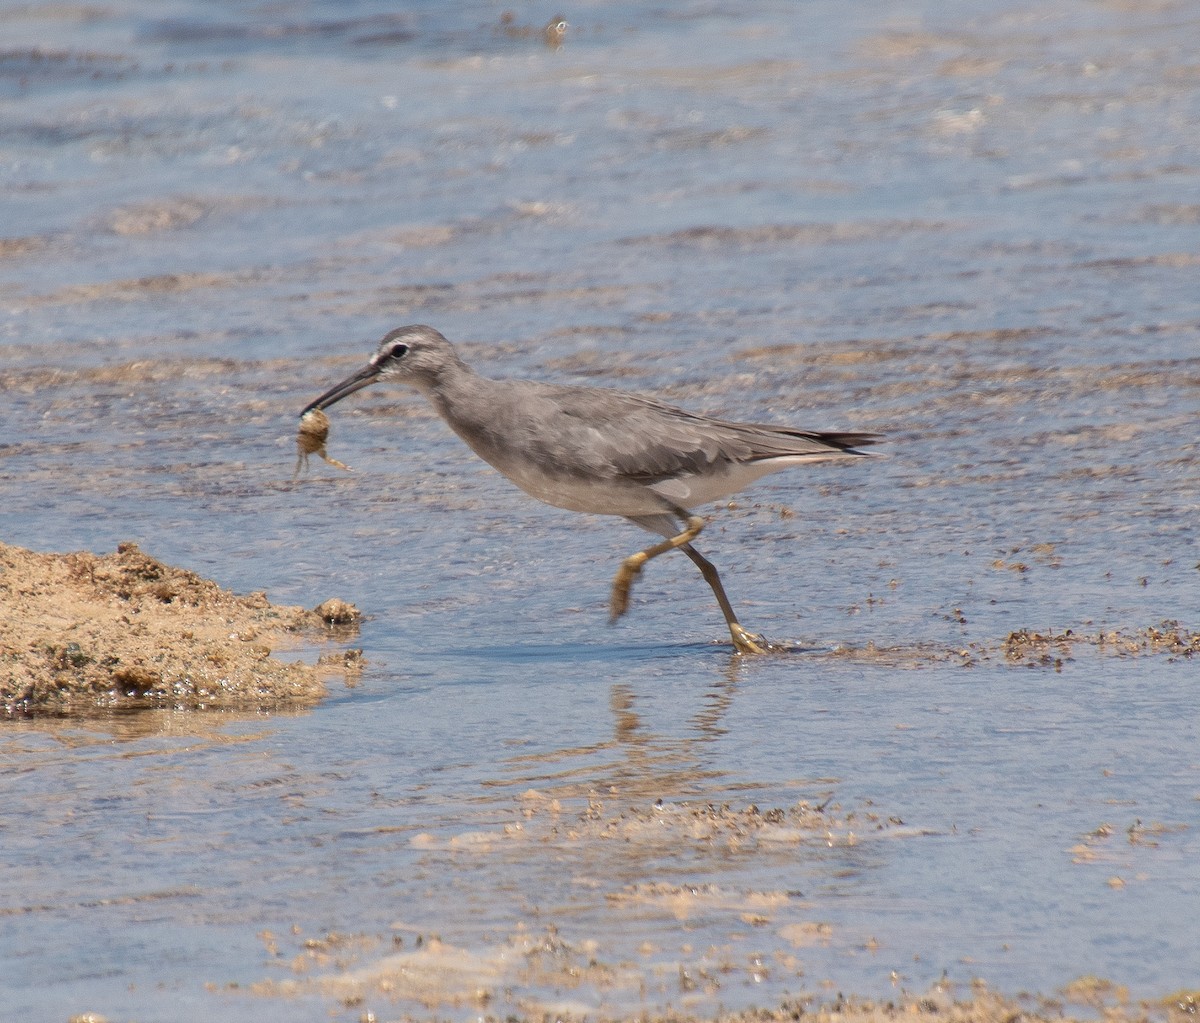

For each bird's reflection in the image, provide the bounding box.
[487,655,784,804]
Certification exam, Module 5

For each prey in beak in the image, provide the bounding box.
[295,330,426,475]
[294,358,384,477]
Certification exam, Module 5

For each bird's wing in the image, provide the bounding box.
[520,385,878,483]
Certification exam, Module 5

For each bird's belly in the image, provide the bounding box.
[647,459,795,508]
[492,459,797,518]
[501,465,671,517]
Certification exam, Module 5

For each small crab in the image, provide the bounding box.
[294,408,352,477]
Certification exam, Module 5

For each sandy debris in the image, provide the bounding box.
[826,621,1199,670]
[250,919,1199,1023]
[1002,624,1200,664]
[405,793,893,861]
[1,540,359,716]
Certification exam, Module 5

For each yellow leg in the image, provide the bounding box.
[727,621,769,655]
[610,516,772,654]
[609,515,705,622]
[680,545,769,654]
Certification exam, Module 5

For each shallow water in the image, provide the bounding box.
[2,0,1199,1020]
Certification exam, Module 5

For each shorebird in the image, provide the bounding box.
[301,325,880,653]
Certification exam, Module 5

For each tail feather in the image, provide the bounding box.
[809,431,883,453]
[747,428,884,459]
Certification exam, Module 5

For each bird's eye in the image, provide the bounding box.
[390,343,408,359]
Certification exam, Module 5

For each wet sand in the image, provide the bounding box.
[1,539,360,714]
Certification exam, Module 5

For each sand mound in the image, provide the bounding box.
[1,540,359,716]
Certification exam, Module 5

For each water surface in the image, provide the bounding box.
[1,0,1198,1020]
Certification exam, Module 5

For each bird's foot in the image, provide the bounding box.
[609,553,647,621]
[729,622,770,655]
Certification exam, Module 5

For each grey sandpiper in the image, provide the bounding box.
[301,325,880,653]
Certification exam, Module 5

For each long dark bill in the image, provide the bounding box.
[300,362,381,416]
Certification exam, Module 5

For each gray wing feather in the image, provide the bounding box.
[505,383,879,483]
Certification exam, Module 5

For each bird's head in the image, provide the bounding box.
[301,325,459,414]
